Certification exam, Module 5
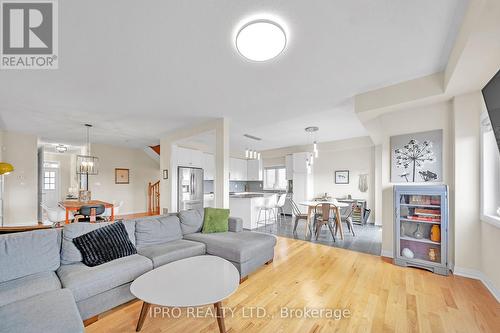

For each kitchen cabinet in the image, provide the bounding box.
[285,154,293,180]
[247,159,263,181]
[229,158,247,180]
[176,146,203,168]
[203,153,215,180]
[292,152,309,174]
[292,152,314,213]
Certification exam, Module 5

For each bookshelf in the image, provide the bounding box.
[394,185,449,275]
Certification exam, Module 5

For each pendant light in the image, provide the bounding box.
[305,126,319,171]
[243,134,261,160]
[76,124,99,175]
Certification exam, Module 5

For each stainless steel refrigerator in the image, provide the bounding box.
[177,167,204,211]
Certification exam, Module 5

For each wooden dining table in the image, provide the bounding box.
[299,200,349,240]
[59,200,114,224]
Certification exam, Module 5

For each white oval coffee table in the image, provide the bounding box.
[130,255,240,332]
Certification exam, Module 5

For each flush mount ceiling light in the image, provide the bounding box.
[236,20,287,61]
[55,144,68,153]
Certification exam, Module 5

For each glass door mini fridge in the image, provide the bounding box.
[394,185,449,275]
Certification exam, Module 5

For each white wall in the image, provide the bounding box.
[452,93,482,272]
[89,144,160,215]
[1,131,38,225]
[367,101,453,256]
[313,146,375,222]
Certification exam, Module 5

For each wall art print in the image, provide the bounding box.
[390,130,442,183]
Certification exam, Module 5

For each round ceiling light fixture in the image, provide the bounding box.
[236,20,287,62]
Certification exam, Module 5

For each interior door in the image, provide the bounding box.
[42,162,60,208]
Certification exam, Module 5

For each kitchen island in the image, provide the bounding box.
[229,193,276,230]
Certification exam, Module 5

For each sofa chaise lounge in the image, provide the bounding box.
[0,209,277,333]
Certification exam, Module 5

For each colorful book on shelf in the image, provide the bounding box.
[414,208,441,216]
[408,195,441,206]
[406,215,441,222]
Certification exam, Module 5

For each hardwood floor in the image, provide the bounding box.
[86,237,500,333]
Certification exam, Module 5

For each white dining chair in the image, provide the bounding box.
[41,204,68,227]
[104,200,124,220]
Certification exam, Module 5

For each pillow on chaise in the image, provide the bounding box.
[72,221,137,267]
[202,208,230,233]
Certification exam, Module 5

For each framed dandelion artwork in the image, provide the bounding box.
[390,130,443,183]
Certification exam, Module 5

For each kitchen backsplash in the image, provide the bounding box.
[246,181,264,192]
[229,181,247,192]
[207,180,269,193]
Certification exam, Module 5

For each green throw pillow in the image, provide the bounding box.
[202,208,230,233]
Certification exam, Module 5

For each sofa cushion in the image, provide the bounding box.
[0,289,84,333]
[202,208,229,233]
[57,254,152,302]
[183,231,277,263]
[178,208,204,234]
[60,220,136,265]
[73,222,137,267]
[228,217,243,232]
[0,271,61,307]
[0,229,60,283]
[135,215,183,247]
[137,239,206,268]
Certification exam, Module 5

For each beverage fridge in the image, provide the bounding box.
[177,167,204,211]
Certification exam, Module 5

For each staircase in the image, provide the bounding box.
[148,181,160,215]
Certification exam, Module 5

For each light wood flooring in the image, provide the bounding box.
[87,237,500,333]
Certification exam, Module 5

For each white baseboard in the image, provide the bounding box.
[381,249,394,258]
[454,266,500,303]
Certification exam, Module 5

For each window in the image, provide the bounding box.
[44,171,56,190]
[480,112,500,227]
[264,167,287,190]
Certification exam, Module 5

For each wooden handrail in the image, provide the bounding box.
[148,180,160,215]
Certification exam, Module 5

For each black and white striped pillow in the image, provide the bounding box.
[72,222,137,267]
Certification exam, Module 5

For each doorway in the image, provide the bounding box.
[41,161,60,208]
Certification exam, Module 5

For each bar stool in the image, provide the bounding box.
[256,194,278,229]
[275,193,287,223]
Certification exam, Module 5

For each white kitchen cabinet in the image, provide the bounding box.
[203,153,215,180]
[229,158,247,180]
[247,159,263,181]
[176,146,203,168]
[285,154,293,180]
[292,152,314,213]
[292,152,309,173]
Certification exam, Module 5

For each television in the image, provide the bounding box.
[482,69,500,152]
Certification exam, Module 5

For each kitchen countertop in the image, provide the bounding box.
[229,194,265,199]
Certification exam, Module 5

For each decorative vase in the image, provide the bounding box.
[402,248,414,259]
[428,248,437,261]
[401,223,406,236]
[413,224,423,239]
[430,225,441,242]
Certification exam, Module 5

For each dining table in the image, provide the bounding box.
[59,200,114,224]
[299,200,350,240]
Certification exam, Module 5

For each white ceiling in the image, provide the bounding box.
[0,0,468,152]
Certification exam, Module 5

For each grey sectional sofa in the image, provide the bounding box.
[0,210,276,332]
